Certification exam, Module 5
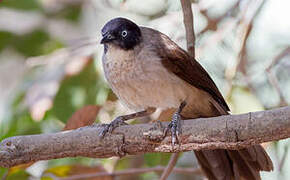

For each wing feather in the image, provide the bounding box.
[151,30,230,112]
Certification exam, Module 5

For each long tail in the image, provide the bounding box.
[195,145,273,180]
[194,101,273,180]
[156,103,273,179]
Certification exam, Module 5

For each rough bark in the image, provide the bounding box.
[1,106,290,168]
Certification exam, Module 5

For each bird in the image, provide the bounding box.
[99,17,273,180]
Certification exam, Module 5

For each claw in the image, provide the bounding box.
[166,112,182,148]
[99,116,128,138]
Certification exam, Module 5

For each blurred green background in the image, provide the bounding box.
[0,0,290,179]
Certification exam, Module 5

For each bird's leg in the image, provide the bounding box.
[166,101,186,146]
[99,108,155,137]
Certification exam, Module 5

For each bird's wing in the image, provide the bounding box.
[156,33,230,112]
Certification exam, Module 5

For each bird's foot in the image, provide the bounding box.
[99,116,128,138]
[165,112,182,147]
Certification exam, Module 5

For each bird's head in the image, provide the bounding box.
[101,17,141,50]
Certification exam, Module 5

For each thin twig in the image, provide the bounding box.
[266,47,290,71]
[225,0,266,98]
[160,153,180,180]
[266,72,287,106]
[237,0,266,74]
[180,0,195,58]
[196,19,237,58]
[197,0,240,36]
[278,146,289,171]
[265,47,290,106]
[48,166,202,180]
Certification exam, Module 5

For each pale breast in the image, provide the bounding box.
[103,44,180,110]
[102,43,212,115]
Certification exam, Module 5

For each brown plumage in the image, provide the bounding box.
[143,27,273,179]
[100,18,273,180]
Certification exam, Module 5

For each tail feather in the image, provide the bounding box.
[195,145,273,180]
[195,150,234,180]
[228,149,261,180]
[238,145,273,171]
[195,151,218,180]
[195,99,274,179]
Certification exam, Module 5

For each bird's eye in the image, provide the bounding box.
[121,30,127,37]
[107,34,113,39]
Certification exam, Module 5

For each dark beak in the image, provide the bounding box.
[100,33,115,44]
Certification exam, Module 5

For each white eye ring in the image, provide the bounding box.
[121,30,127,37]
[107,34,113,39]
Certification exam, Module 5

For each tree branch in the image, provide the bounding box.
[1,106,290,168]
[180,0,195,58]
[160,153,180,180]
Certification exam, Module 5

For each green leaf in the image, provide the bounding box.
[41,39,64,55]
[0,168,8,179]
[6,169,30,180]
[58,5,82,22]
[1,91,42,141]
[0,0,41,11]
[44,165,72,177]
[41,177,53,180]
[141,172,159,180]
[144,153,171,167]
[52,60,107,122]
[0,31,13,52]
[1,110,42,141]
[12,30,50,57]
